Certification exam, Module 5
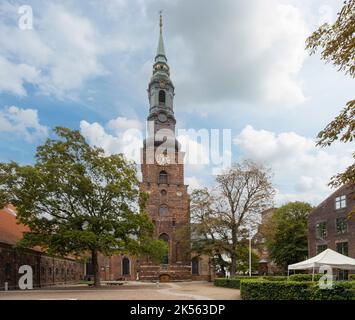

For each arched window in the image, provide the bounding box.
[159,90,166,104]
[159,171,168,184]
[192,257,199,275]
[159,205,169,216]
[122,257,130,276]
[159,233,169,264]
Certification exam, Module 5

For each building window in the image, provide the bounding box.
[336,217,348,234]
[316,245,327,255]
[336,241,348,256]
[122,257,130,276]
[159,171,168,184]
[48,268,52,276]
[191,257,199,275]
[159,90,166,104]
[159,205,169,216]
[316,222,327,239]
[335,195,346,209]
[159,233,169,264]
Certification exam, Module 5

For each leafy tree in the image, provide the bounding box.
[306,0,354,195]
[266,202,312,272]
[0,127,167,286]
[190,188,229,276]
[216,160,275,276]
[190,160,274,276]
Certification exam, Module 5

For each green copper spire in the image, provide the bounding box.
[155,12,167,63]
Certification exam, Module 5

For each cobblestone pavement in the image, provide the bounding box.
[0,281,241,300]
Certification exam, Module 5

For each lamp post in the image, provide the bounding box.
[249,231,252,277]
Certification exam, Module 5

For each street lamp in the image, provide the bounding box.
[249,231,252,277]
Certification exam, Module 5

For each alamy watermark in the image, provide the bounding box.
[122,121,232,175]
[18,5,33,30]
[3,265,33,291]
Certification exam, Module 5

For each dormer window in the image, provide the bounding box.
[335,195,346,210]
[159,90,166,104]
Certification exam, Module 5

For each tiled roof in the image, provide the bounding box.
[0,205,30,246]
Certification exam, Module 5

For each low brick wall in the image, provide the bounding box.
[0,242,85,290]
[139,264,191,281]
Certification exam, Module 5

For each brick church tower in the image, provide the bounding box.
[139,14,191,281]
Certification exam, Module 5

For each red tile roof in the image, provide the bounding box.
[0,205,30,246]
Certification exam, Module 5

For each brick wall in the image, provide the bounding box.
[0,242,84,290]
[308,184,355,258]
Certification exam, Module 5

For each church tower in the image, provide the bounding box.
[139,14,191,282]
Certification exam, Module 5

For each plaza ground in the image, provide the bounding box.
[0,281,240,300]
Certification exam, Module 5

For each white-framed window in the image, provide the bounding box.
[335,195,346,209]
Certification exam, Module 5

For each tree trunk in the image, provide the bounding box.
[230,226,238,276]
[92,249,101,287]
[230,253,237,276]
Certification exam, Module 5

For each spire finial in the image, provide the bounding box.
[159,10,163,34]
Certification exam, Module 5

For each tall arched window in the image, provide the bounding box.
[122,257,130,276]
[159,233,169,264]
[159,171,168,184]
[159,90,166,104]
[192,257,199,275]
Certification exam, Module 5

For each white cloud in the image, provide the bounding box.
[0,56,40,96]
[0,2,106,97]
[0,106,48,141]
[163,0,309,109]
[80,117,143,163]
[234,125,353,205]
[185,176,203,192]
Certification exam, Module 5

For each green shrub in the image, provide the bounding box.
[240,279,355,300]
[349,274,355,281]
[240,280,312,300]
[262,276,288,281]
[214,278,242,289]
[310,282,355,300]
[289,274,322,282]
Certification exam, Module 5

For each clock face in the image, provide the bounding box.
[158,113,167,123]
[156,154,171,166]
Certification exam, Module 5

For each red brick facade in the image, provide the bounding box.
[308,184,355,258]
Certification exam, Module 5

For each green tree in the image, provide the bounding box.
[266,202,312,272]
[0,127,167,286]
[190,188,229,276]
[190,161,274,277]
[306,0,354,193]
[216,160,275,276]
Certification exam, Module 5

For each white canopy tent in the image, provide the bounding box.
[288,249,355,280]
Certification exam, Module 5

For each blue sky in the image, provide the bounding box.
[0,0,354,206]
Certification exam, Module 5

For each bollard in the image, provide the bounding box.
[4,282,8,291]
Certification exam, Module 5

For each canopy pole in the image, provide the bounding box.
[287,269,290,281]
[312,266,315,281]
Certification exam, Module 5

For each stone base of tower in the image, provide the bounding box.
[139,264,191,282]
